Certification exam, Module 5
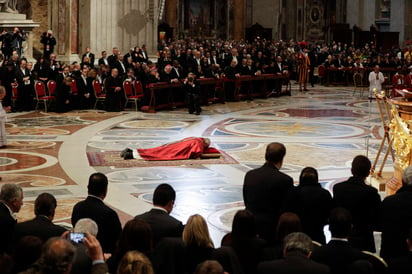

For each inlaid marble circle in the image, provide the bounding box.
[119,120,189,129]
[0,151,58,173]
[7,127,70,135]
[107,167,219,183]
[0,174,66,187]
[224,120,366,138]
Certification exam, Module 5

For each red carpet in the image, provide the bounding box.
[87,150,238,167]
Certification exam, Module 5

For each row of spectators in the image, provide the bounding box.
[1,37,412,113]
[1,143,412,273]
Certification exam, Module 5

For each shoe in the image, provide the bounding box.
[122,150,134,160]
[120,148,132,158]
[0,145,7,149]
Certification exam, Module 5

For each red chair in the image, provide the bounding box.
[47,80,57,97]
[318,65,325,84]
[11,83,18,108]
[133,80,145,98]
[123,80,141,111]
[34,81,54,112]
[93,79,106,109]
[70,79,79,95]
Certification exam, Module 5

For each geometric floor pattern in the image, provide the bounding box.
[0,84,393,247]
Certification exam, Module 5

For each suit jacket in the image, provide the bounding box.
[284,184,333,244]
[333,176,381,252]
[135,208,184,246]
[0,203,17,253]
[311,240,369,274]
[82,52,95,67]
[258,251,330,274]
[12,215,67,246]
[243,162,294,243]
[98,57,109,66]
[380,186,412,261]
[388,252,412,274]
[76,75,94,96]
[71,196,122,253]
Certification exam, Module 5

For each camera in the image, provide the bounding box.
[69,232,86,244]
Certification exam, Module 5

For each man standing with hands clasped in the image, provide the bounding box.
[368,65,384,100]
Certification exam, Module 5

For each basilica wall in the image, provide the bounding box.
[26,0,158,62]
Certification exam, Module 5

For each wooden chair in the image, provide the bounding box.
[353,72,368,97]
[361,250,388,274]
[47,80,57,97]
[123,80,140,111]
[34,81,54,112]
[93,79,106,109]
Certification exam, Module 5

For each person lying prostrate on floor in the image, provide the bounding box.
[120,137,219,161]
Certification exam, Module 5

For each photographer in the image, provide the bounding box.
[0,30,12,60]
[184,72,202,115]
[11,27,25,58]
[40,30,56,59]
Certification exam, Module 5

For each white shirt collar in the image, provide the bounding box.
[153,205,168,213]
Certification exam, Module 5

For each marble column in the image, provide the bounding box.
[48,0,79,63]
[47,0,159,63]
[233,0,244,40]
[165,0,177,37]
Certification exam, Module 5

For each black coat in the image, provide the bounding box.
[284,184,333,244]
[380,186,412,261]
[243,162,294,243]
[135,208,184,246]
[71,196,122,253]
[258,251,330,274]
[12,215,67,246]
[311,240,369,274]
[333,176,381,252]
[0,203,17,253]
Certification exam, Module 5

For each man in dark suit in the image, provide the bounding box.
[387,227,412,274]
[0,183,23,253]
[107,47,119,69]
[71,172,122,253]
[12,193,67,248]
[15,58,34,111]
[380,166,412,261]
[135,183,184,246]
[76,67,94,109]
[243,142,294,244]
[258,232,330,274]
[98,50,109,67]
[311,207,370,274]
[333,155,381,252]
[81,47,95,67]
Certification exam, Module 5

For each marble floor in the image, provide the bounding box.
[0,84,393,248]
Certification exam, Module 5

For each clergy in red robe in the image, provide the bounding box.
[121,137,212,161]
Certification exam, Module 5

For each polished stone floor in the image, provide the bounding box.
[0,84,392,247]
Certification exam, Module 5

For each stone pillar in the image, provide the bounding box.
[77,0,158,62]
[233,0,244,40]
[48,0,79,63]
[165,0,177,37]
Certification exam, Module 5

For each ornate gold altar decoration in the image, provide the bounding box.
[389,106,412,170]
[372,89,394,178]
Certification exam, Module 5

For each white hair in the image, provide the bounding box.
[74,218,98,236]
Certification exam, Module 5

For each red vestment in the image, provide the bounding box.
[137,137,207,161]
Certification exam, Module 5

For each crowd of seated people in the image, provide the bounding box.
[0,148,412,273]
[1,38,412,113]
